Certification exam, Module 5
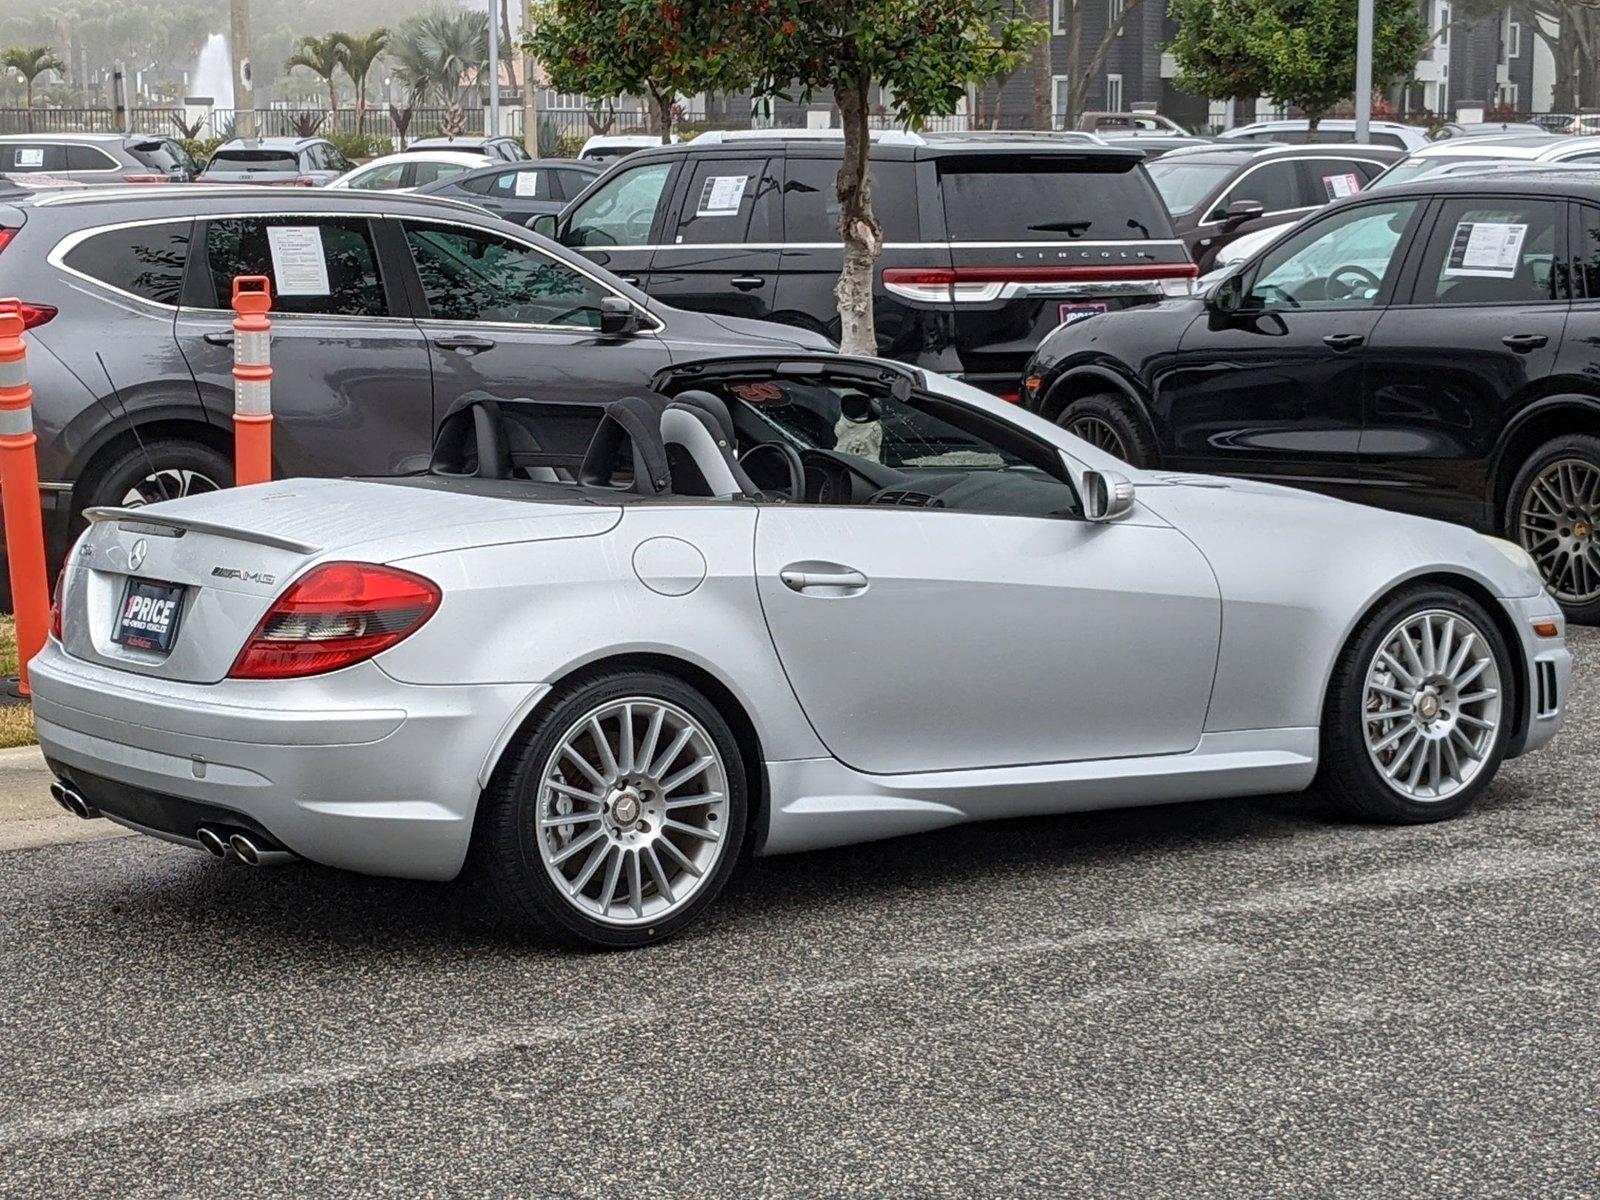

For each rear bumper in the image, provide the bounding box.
[30,641,540,880]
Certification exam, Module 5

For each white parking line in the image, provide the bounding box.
[0,841,1587,1148]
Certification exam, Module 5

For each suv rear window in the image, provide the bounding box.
[938,158,1173,241]
[62,221,191,305]
[207,150,298,172]
[128,140,180,172]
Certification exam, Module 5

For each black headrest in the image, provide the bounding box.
[578,394,673,494]
[671,389,738,442]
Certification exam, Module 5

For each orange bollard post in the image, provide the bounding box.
[230,275,273,486]
[0,298,52,695]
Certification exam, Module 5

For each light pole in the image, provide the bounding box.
[488,0,501,137]
[522,0,540,157]
[1354,0,1373,143]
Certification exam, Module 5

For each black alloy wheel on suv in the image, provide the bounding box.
[1022,170,1600,622]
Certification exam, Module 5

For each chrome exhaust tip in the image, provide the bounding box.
[228,833,261,866]
[50,780,99,820]
[195,827,231,860]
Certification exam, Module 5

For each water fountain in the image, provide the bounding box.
[185,34,234,138]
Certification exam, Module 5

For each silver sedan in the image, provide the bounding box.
[31,355,1570,946]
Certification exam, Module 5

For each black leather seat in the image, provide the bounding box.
[577,394,674,495]
[661,389,759,498]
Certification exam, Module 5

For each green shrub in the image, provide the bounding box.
[327,130,391,162]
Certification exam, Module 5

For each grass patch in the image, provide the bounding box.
[0,615,38,748]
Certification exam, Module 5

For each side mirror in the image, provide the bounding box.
[599,295,641,337]
[1222,199,1266,233]
[1081,469,1136,522]
[528,213,557,238]
[1206,264,1250,315]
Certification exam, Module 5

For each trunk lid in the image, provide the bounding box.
[61,478,619,683]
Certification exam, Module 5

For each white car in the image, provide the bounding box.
[32,355,1570,947]
[1218,120,1432,152]
[578,134,675,162]
[330,150,492,192]
[1368,133,1600,189]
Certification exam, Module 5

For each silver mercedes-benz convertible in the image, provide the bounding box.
[32,354,1570,946]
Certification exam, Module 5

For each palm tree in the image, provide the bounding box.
[284,33,343,118]
[333,28,388,137]
[1,45,65,132]
[413,7,488,133]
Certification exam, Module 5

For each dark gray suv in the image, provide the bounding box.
[0,181,830,592]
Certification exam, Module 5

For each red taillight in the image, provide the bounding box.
[228,562,441,679]
[49,568,64,641]
[883,263,1200,304]
[120,173,170,184]
[291,176,318,187]
[0,227,17,254]
[18,303,56,329]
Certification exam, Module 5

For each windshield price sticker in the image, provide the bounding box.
[13,148,43,167]
[265,225,332,295]
[696,175,749,216]
[514,171,539,197]
[1445,221,1528,279]
[1322,173,1361,200]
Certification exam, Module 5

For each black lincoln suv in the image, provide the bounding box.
[1022,170,1600,620]
[536,130,1196,399]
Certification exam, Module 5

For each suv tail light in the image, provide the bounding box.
[229,562,441,679]
[120,173,170,184]
[883,264,1200,304]
[49,567,64,641]
[291,176,318,187]
[0,227,17,254]
[15,303,56,329]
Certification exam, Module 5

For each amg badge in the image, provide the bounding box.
[211,567,277,585]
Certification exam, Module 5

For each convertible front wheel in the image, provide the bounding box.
[1320,586,1512,823]
[478,669,748,947]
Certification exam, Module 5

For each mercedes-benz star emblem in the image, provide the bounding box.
[128,539,147,572]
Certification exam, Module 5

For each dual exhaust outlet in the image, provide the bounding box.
[49,778,289,866]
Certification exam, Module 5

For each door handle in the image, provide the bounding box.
[1322,333,1365,351]
[203,331,234,346]
[730,275,766,291]
[1502,333,1548,352]
[433,334,497,354]
[617,274,641,286]
[779,565,869,595]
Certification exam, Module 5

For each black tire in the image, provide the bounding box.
[74,438,233,517]
[1056,393,1157,467]
[475,668,749,948]
[1502,433,1600,624]
[1319,584,1514,824]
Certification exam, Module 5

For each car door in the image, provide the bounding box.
[557,158,680,289]
[394,216,674,421]
[748,382,1220,774]
[1160,196,1424,493]
[1359,194,1569,525]
[645,154,782,322]
[174,213,435,477]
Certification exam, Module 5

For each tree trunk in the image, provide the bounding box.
[1065,4,1085,128]
[25,80,33,133]
[833,76,882,357]
[1031,0,1053,130]
[328,80,338,121]
[1306,111,1321,143]
[522,0,540,157]
[652,90,674,144]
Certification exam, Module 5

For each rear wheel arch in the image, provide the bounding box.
[1040,370,1159,441]
[69,417,231,504]
[478,651,769,857]
[1489,397,1600,527]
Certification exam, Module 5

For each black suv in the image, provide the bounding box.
[536,130,1194,398]
[0,181,829,597]
[1146,143,1400,270]
[1022,170,1600,619]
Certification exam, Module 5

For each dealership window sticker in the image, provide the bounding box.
[1444,221,1527,279]
[265,225,332,295]
[1322,173,1361,200]
[696,174,749,216]
[514,171,539,197]
[13,148,43,167]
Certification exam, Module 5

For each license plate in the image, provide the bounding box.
[113,578,186,653]
[1059,302,1108,326]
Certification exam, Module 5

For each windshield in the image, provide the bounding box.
[938,159,1172,240]
[1368,156,1497,190]
[1146,160,1235,215]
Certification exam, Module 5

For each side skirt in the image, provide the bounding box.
[756,728,1319,856]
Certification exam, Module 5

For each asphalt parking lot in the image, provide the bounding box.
[0,632,1594,1199]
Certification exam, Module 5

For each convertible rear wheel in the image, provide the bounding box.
[1320,586,1512,823]
[478,669,747,947]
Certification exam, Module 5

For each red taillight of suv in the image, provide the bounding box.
[883,264,1199,303]
[0,227,16,254]
[120,174,171,184]
[229,562,441,679]
[49,568,64,641]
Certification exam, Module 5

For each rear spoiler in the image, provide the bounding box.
[83,506,322,555]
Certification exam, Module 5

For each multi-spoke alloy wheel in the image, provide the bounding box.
[478,670,747,946]
[536,698,729,926]
[1067,415,1128,458]
[1362,610,1503,801]
[120,469,222,507]
[1516,457,1600,604]
[1322,586,1512,824]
